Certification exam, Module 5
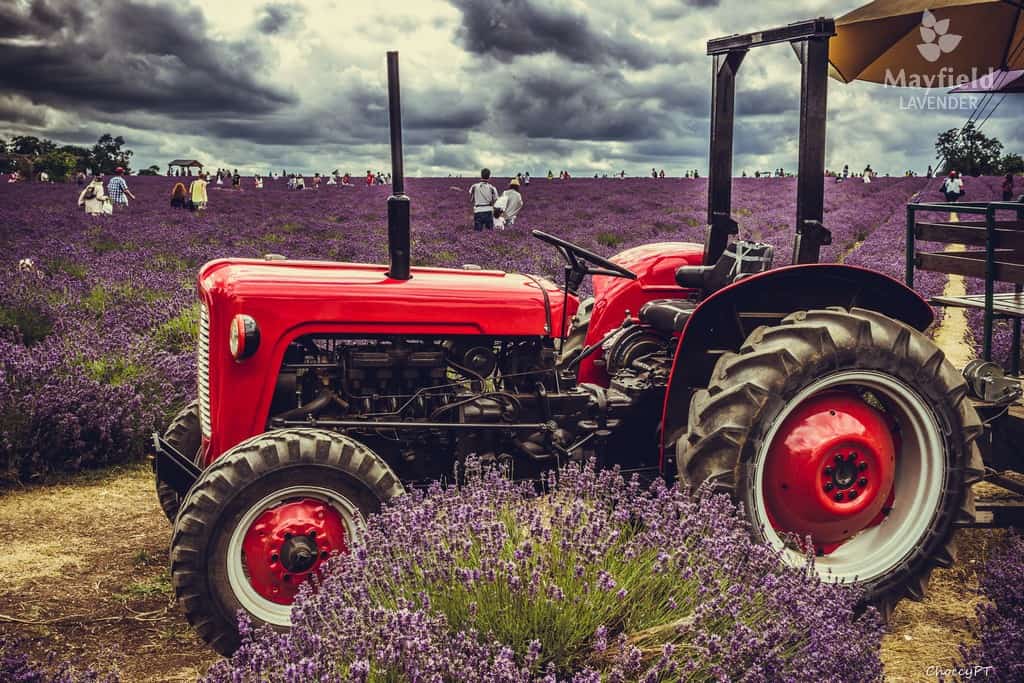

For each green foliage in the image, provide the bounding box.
[0,303,53,346]
[136,165,161,176]
[151,304,199,354]
[44,257,88,279]
[36,150,78,181]
[80,283,167,317]
[81,355,143,386]
[936,122,1005,176]
[87,230,134,254]
[596,231,625,248]
[999,153,1024,176]
[89,133,133,175]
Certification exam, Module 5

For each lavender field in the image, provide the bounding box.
[0,174,1011,483]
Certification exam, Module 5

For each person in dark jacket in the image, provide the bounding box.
[171,182,188,208]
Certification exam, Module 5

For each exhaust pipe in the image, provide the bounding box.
[386,51,411,281]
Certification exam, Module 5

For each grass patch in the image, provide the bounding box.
[596,231,625,248]
[0,303,53,346]
[81,283,169,317]
[87,231,135,254]
[116,572,173,600]
[81,355,144,386]
[44,256,88,280]
[151,304,199,354]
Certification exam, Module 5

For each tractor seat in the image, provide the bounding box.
[640,299,695,335]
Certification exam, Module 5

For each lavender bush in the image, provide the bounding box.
[957,533,1024,682]
[0,176,1001,482]
[206,461,884,682]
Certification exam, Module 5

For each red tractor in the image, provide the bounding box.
[156,24,1000,655]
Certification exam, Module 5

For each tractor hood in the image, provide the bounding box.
[197,258,570,338]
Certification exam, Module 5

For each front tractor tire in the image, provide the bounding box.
[678,307,985,617]
[156,400,202,522]
[170,429,404,655]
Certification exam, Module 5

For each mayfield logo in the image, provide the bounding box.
[917,9,962,62]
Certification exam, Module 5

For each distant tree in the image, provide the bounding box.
[36,150,79,181]
[58,144,91,169]
[89,134,133,174]
[999,153,1024,176]
[935,122,1004,176]
[137,164,161,176]
[8,135,55,157]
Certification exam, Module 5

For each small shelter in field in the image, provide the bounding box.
[168,159,204,176]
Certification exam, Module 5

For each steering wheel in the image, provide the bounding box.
[531,230,637,284]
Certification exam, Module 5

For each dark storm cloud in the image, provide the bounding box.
[495,63,679,141]
[257,3,305,35]
[0,0,292,117]
[450,0,658,69]
[0,0,83,37]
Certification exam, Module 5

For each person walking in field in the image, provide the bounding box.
[189,172,209,211]
[469,168,499,232]
[494,178,524,228]
[77,175,109,215]
[942,171,964,203]
[1003,173,1015,202]
[170,182,188,209]
[106,167,135,211]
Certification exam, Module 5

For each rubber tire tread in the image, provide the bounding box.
[169,428,404,655]
[156,400,202,523]
[677,307,984,619]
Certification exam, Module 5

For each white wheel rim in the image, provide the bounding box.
[226,485,364,626]
[752,370,947,584]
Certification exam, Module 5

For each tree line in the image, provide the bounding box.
[935,122,1024,177]
[0,134,140,180]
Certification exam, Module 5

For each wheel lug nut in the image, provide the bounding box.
[271,553,279,562]
[858,477,868,487]
[284,533,293,540]
[834,492,845,502]
[834,454,843,463]
[309,530,317,538]
[848,453,857,461]
[848,490,859,500]
[824,466,833,475]
[824,482,834,492]
[858,462,868,471]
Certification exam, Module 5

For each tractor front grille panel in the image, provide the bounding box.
[198,302,211,438]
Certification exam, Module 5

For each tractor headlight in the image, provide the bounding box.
[229,314,260,361]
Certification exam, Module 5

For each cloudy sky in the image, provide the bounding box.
[1,0,1020,176]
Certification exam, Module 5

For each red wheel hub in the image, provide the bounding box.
[241,498,349,604]
[763,390,896,547]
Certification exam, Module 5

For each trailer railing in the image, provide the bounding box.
[906,200,1024,371]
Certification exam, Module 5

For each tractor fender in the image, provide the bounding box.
[659,263,934,471]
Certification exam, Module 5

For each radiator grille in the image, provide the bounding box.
[198,302,211,437]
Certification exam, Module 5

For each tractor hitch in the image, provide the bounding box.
[152,433,202,497]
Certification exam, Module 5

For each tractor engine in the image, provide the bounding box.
[265,332,670,479]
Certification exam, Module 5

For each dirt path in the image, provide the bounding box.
[0,464,219,681]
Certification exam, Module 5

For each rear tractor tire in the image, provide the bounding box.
[678,307,985,618]
[155,400,202,523]
[170,429,404,655]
